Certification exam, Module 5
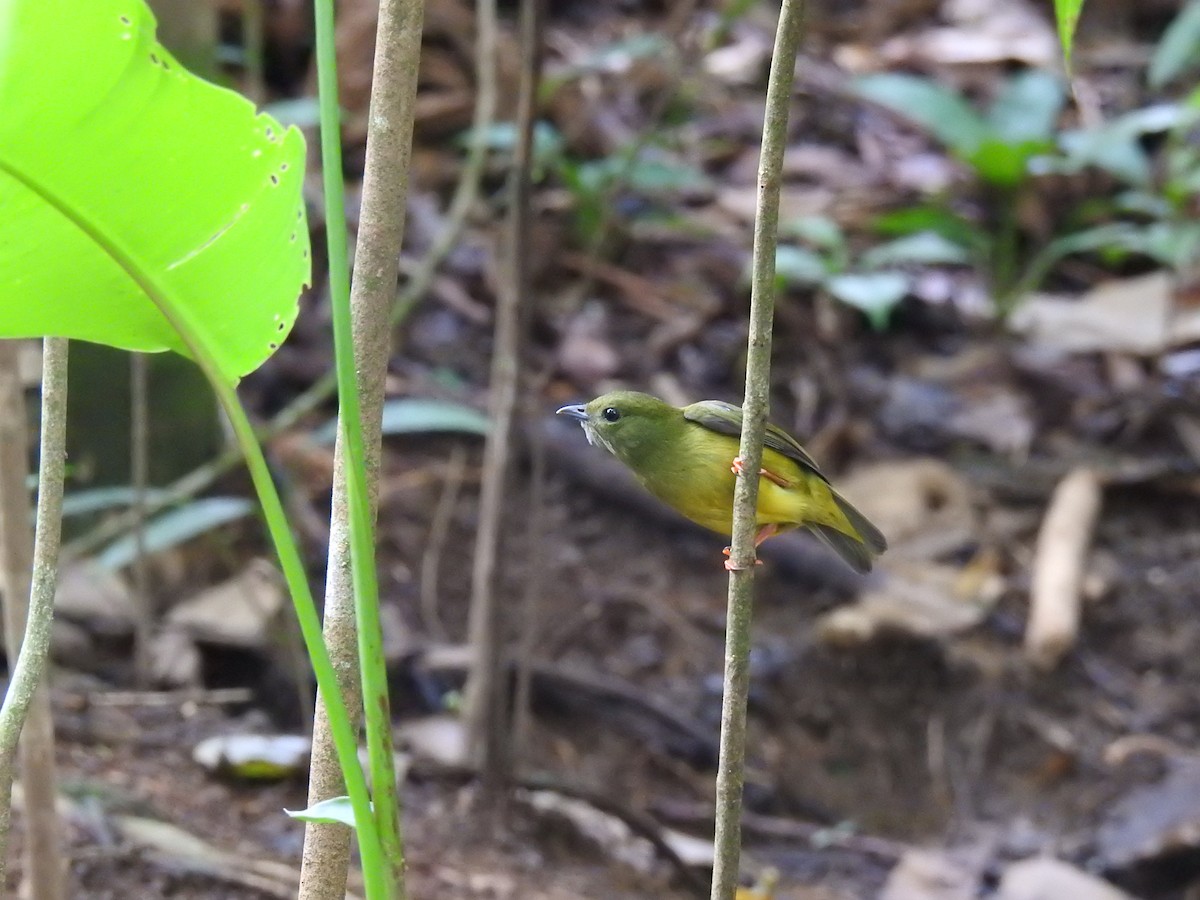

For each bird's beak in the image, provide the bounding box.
[555,404,588,421]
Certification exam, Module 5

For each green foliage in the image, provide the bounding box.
[856,70,1065,189]
[465,118,709,244]
[1042,85,1200,280]
[1150,1,1200,88]
[1054,0,1087,72]
[97,497,255,569]
[855,70,1066,314]
[773,216,968,330]
[60,486,168,517]
[0,0,384,887]
[0,0,309,383]
[312,398,490,443]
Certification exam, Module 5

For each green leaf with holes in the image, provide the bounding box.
[0,0,310,382]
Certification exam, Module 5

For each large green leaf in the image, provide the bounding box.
[0,0,310,382]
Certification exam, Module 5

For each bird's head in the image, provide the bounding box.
[555,390,678,462]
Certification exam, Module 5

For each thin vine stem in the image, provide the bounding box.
[711,1,804,897]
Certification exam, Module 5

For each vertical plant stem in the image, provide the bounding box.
[130,352,152,684]
[301,0,425,895]
[0,338,68,900]
[711,2,803,898]
[462,0,516,796]
[508,0,546,771]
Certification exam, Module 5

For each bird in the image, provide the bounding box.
[556,390,886,573]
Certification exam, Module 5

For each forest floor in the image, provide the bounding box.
[10,0,1200,898]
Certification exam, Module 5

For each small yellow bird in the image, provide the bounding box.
[557,391,886,573]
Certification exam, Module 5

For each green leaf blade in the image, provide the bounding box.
[855,73,989,158]
[97,496,256,570]
[0,0,310,382]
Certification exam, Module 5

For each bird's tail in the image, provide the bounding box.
[807,488,887,574]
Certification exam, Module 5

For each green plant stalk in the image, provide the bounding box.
[311,0,404,888]
[0,158,386,893]
[712,0,803,896]
[992,186,1021,317]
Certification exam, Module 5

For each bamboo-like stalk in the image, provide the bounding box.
[0,338,68,899]
[710,2,804,897]
[299,0,425,894]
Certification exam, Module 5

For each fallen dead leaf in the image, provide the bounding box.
[877,0,1058,68]
[997,856,1132,900]
[166,558,284,648]
[1012,272,1200,356]
[881,849,978,900]
[816,554,1003,646]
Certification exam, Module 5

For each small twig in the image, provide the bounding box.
[712,3,804,898]
[419,649,720,764]
[420,443,468,640]
[655,802,907,863]
[0,338,69,898]
[462,0,514,798]
[131,351,152,684]
[517,773,710,897]
[86,687,254,707]
[1024,467,1103,671]
[507,0,547,780]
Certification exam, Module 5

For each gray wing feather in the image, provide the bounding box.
[683,400,827,482]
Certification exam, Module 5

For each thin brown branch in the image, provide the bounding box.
[130,351,152,684]
[420,443,468,641]
[460,0,511,796]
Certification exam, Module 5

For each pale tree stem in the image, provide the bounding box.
[460,0,514,796]
[297,0,425,896]
[0,338,69,899]
[710,2,804,897]
[509,0,546,770]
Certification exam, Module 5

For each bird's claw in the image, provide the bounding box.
[722,546,762,570]
[731,456,790,488]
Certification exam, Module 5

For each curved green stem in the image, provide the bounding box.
[0,157,385,895]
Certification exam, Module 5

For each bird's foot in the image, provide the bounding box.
[722,546,762,570]
[730,456,791,488]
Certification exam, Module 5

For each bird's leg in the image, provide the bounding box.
[721,525,777,570]
[731,456,791,488]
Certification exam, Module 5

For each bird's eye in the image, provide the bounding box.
[602,407,620,422]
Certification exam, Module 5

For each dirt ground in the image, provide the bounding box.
[8,0,1200,898]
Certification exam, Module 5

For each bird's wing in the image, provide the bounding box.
[683,400,829,483]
